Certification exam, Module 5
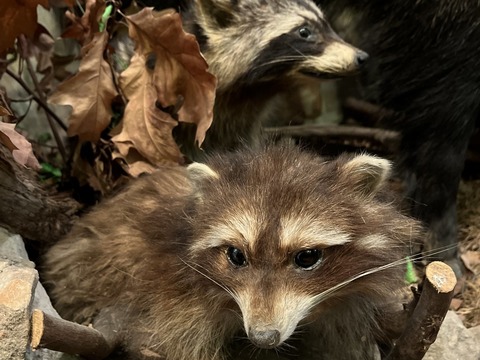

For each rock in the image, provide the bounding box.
[0,227,78,360]
[0,258,38,360]
[424,310,480,360]
[469,325,480,342]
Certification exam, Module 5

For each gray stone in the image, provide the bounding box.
[469,325,480,341]
[0,258,38,360]
[424,310,480,360]
[0,227,33,264]
[0,228,78,360]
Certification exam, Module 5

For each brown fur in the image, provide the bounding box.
[42,144,423,359]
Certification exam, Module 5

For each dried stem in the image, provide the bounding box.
[18,36,68,164]
[31,309,116,360]
[4,69,68,133]
[385,261,456,360]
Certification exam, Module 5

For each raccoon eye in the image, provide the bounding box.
[298,27,312,39]
[227,246,247,267]
[294,249,322,270]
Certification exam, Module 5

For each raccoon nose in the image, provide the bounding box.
[248,328,281,349]
[355,50,369,67]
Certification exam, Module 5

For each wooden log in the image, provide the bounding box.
[343,97,395,126]
[0,145,80,243]
[265,124,400,153]
[385,261,456,360]
[30,309,116,360]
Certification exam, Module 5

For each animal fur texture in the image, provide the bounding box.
[43,143,423,360]
[172,0,367,158]
[317,0,480,269]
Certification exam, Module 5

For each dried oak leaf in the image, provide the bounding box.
[49,31,118,142]
[0,0,49,54]
[112,53,184,173]
[126,8,217,146]
[62,0,106,45]
[0,122,40,169]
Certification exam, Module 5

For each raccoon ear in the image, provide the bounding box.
[187,162,220,182]
[195,0,235,28]
[339,155,391,197]
[187,162,219,202]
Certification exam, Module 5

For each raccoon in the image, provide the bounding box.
[42,144,423,360]
[317,0,480,272]
[171,0,368,158]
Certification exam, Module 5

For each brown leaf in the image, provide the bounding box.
[112,54,183,175]
[112,145,158,177]
[0,106,12,117]
[49,32,118,142]
[450,298,463,311]
[0,0,49,54]
[20,26,56,93]
[62,0,106,45]
[461,251,480,275]
[125,8,216,146]
[0,122,40,169]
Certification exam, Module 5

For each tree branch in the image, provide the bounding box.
[31,309,116,360]
[386,261,456,360]
[4,69,68,133]
[20,36,68,164]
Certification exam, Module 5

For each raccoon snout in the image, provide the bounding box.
[248,328,281,349]
[355,50,369,67]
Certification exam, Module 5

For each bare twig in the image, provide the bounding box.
[385,261,456,360]
[31,309,116,360]
[4,69,68,132]
[343,97,395,127]
[19,36,68,164]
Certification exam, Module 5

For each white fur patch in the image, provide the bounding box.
[187,162,220,181]
[357,234,390,250]
[191,212,259,251]
[280,215,352,249]
[236,288,317,345]
[299,41,359,75]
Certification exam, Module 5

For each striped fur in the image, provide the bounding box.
[43,144,423,360]
[176,0,366,158]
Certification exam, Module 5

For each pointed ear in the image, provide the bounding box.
[188,162,220,182]
[195,0,235,28]
[339,155,391,197]
[187,162,219,201]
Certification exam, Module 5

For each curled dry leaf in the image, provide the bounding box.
[0,122,40,169]
[49,31,118,142]
[125,8,216,146]
[112,53,184,173]
[0,0,49,54]
[62,0,106,45]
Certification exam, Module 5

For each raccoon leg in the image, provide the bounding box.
[399,114,476,275]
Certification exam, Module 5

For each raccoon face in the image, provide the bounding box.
[193,0,367,90]
[185,147,420,349]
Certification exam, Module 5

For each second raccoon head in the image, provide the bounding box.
[184,146,420,349]
[192,0,367,90]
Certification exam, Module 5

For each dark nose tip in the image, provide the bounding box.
[355,50,369,67]
[248,328,281,349]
